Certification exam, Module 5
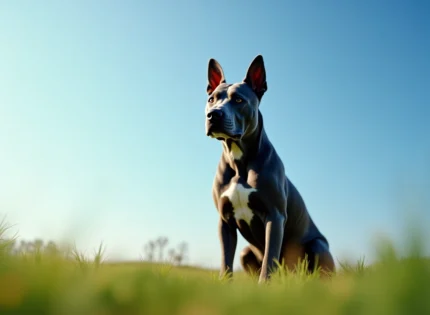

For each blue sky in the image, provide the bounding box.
[1,1,429,269]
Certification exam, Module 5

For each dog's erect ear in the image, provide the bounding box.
[207,58,226,95]
[244,55,267,100]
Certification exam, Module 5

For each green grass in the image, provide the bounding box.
[1,220,430,314]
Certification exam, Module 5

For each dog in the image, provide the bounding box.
[205,55,335,283]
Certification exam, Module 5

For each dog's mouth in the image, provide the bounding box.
[210,133,242,141]
[215,134,242,141]
[206,127,242,141]
[206,119,243,141]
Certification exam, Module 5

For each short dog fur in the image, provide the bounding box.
[205,55,335,283]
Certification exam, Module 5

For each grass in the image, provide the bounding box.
[1,220,430,314]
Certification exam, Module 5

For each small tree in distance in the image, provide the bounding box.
[142,236,189,266]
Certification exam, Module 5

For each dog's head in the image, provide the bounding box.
[205,55,267,141]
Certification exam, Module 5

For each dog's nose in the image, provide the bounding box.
[207,110,223,121]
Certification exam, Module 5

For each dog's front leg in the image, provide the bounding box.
[259,212,285,283]
[218,217,237,279]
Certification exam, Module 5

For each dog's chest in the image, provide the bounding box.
[220,182,257,225]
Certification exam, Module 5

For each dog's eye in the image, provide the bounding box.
[234,97,243,104]
[208,97,214,103]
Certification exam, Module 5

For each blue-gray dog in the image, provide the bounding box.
[205,55,335,283]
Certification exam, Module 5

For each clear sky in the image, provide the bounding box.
[1,1,429,269]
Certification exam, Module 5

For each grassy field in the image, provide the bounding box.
[1,222,430,315]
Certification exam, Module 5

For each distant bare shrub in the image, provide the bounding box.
[142,236,189,266]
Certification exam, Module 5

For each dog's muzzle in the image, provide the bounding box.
[206,109,224,136]
[206,109,243,140]
[207,109,223,121]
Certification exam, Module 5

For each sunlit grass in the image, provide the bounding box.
[0,218,429,314]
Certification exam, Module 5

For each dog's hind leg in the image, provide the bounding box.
[305,238,335,277]
[280,241,306,272]
[240,245,263,276]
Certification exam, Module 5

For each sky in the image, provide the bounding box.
[1,1,429,270]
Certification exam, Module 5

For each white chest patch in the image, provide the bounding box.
[230,142,243,160]
[222,142,243,161]
[221,183,257,225]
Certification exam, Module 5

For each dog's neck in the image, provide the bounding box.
[222,110,267,170]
